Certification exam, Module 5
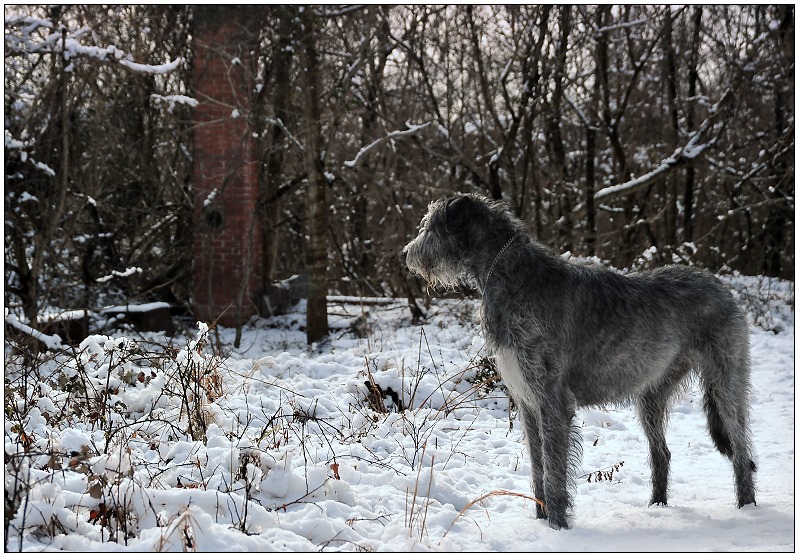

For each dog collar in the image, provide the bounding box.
[484,234,519,290]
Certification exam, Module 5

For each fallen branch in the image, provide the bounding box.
[5,313,63,350]
[327,295,396,305]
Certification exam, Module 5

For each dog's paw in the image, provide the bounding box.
[547,516,570,530]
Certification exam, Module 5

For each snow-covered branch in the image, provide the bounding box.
[5,15,184,75]
[96,266,143,284]
[5,312,63,350]
[569,89,733,219]
[151,94,199,113]
[594,18,647,36]
[118,56,183,75]
[344,122,432,169]
[319,5,367,18]
[61,38,184,74]
[266,118,305,153]
[563,91,593,129]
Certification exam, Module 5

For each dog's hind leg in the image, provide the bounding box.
[637,386,675,506]
[518,401,547,519]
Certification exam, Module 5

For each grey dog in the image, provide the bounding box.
[402,193,757,530]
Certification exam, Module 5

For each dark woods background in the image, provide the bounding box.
[5,5,794,330]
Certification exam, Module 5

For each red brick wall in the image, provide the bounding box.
[192,10,263,326]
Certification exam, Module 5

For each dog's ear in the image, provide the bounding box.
[444,195,476,234]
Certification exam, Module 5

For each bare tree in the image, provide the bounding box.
[257,7,297,286]
[299,7,330,343]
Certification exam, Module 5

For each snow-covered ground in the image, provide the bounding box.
[4,274,794,551]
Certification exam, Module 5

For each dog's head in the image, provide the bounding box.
[402,193,507,289]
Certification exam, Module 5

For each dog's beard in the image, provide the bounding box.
[405,246,463,291]
[413,261,465,292]
[404,224,467,291]
[425,267,462,290]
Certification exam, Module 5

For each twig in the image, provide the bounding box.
[344,122,432,168]
[442,489,544,538]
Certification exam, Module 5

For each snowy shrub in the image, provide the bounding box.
[721,274,795,334]
[3,322,236,545]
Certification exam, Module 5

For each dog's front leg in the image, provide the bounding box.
[536,381,576,530]
[518,401,547,519]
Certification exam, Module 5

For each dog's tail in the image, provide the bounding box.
[703,386,734,458]
[697,297,758,507]
[702,375,757,473]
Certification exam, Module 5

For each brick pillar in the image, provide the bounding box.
[192,7,262,326]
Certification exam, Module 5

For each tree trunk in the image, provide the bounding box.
[548,7,572,248]
[299,7,330,344]
[588,7,609,257]
[662,8,679,247]
[260,7,295,285]
[350,8,387,290]
[683,6,702,242]
[761,4,794,277]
